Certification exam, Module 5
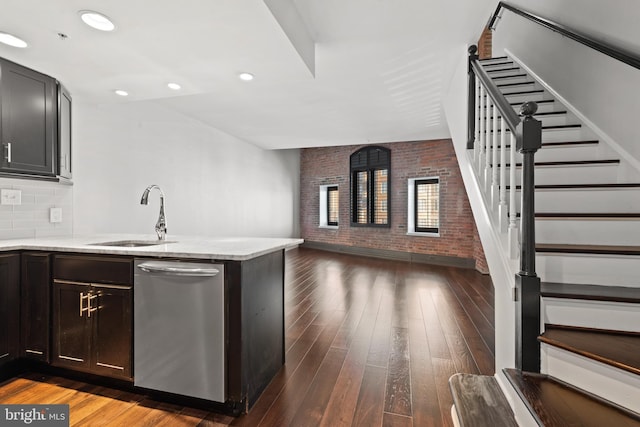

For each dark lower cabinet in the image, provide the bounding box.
[21,252,51,362]
[52,281,132,380]
[52,254,133,381]
[0,253,20,367]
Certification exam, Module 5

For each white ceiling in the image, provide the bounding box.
[0,0,495,149]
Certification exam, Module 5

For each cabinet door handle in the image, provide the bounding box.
[79,292,88,316]
[87,293,99,318]
[4,143,11,163]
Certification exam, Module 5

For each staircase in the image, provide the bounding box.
[451,54,640,426]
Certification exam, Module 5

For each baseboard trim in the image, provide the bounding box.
[301,241,477,270]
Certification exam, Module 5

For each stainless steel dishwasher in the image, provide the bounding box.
[134,259,225,402]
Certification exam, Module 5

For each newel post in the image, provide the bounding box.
[467,45,479,149]
[515,101,542,373]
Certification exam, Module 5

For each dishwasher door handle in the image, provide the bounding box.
[137,262,220,277]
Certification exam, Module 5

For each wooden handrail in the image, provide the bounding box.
[489,2,640,71]
[470,58,520,133]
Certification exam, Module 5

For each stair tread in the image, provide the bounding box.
[498,159,620,167]
[504,368,640,427]
[491,73,527,80]
[488,140,600,149]
[486,67,520,73]
[497,81,535,87]
[536,212,640,219]
[509,183,640,190]
[541,282,640,303]
[480,56,509,61]
[449,373,518,427]
[487,124,582,132]
[540,325,640,375]
[489,111,569,119]
[536,243,640,256]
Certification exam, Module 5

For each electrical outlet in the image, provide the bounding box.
[50,207,63,223]
[1,189,21,205]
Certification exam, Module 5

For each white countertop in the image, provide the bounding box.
[0,234,303,261]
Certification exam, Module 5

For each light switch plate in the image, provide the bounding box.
[1,189,21,205]
[50,207,63,223]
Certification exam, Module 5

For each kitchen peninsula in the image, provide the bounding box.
[0,234,302,415]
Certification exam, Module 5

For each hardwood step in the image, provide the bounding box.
[497,159,620,168]
[487,124,582,133]
[488,140,599,149]
[497,81,536,88]
[449,373,518,427]
[508,183,640,190]
[479,56,509,61]
[486,66,520,73]
[536,212,640,220]
[536,243,640,256]
[541,282,640,304]
[489,111,568,119]
[504,368,640,427]
[491,73,527,80]
[539,325,640,376]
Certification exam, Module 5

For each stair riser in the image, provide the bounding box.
[481,59,514,66]
[537,219,640,246]
[536,253,640,286]
[542,298,640,332]
[482,114,571,128]
[509,164,620,186]
[485,68,522,78]
[532,145,611,162]
[489,75,530,85]
[515,188,640,212]
[541,345,640,413]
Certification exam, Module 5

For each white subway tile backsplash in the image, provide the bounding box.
[0,178,73,240]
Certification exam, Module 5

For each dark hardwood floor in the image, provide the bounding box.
[0,247,495,426]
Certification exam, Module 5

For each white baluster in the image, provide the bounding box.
[478,86,485,173]
[474,77,481,163]
[484,100,492,192]
[508,133,519,259]
[498,118,508,232]
[491,104,500,208]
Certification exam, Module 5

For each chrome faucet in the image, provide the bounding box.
[140,185,167,240]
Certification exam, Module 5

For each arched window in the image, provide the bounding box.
[350,146,390,226]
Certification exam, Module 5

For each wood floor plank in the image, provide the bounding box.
[288,347,348,427]
[0,248,496,427]
[408,317,441,427]
[352,365,387,427]
[383,412,414,427]
[256,310,347,427]
[384,327,412,417]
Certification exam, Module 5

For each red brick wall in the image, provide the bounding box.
[300,139,488,272]
[478,27,493,59]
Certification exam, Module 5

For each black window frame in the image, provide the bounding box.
[414,177,439,234]
[327,185,339,226]
[350,146,391,228]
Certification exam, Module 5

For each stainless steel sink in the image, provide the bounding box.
[89,240,176,247]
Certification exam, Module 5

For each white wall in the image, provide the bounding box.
[492,0,640,164]
[73,101,300,239]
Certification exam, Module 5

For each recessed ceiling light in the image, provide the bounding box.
[79,11,116,32]
[114,90,128,97]
[167,83,181,90]
[238,72,254,81]
[0,32,28,48]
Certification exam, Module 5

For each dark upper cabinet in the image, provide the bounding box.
[21,252,51,362]
[52,255,133,380]
[0,57,57,176]
[0,253,20,367]
[57,83,72,180]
